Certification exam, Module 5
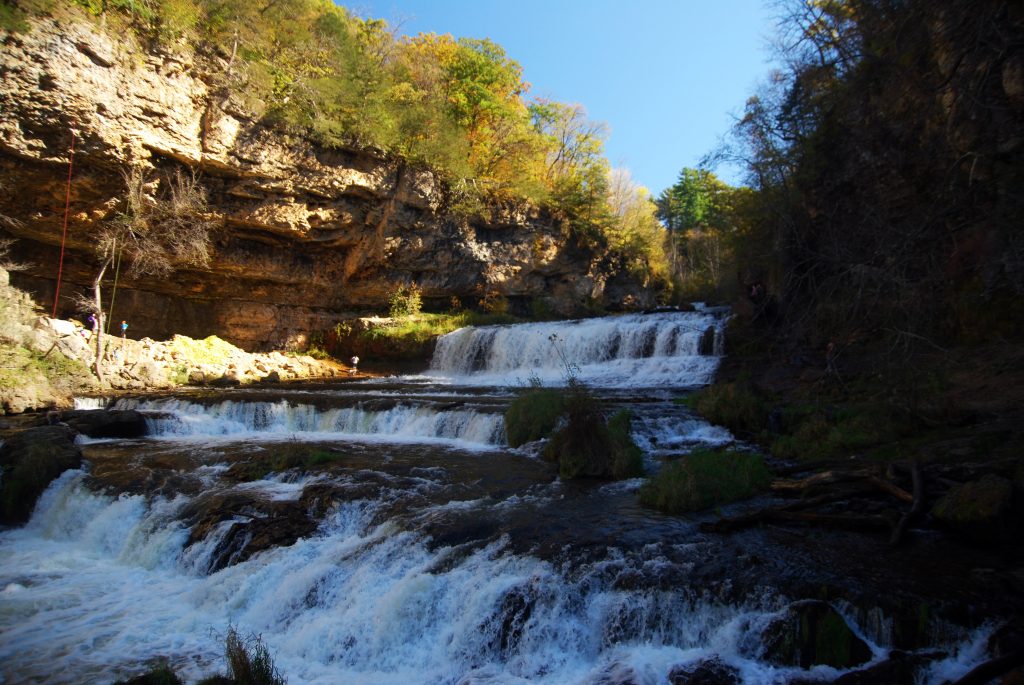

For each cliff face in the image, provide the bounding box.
[0,13,654,350]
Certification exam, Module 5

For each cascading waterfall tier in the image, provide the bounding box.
[111,396,507,448]
[428,310,727,387]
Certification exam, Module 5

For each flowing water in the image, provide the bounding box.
[0,311,995,684]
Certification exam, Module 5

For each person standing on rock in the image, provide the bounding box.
[350,355,359,374]
[120,320,128,338]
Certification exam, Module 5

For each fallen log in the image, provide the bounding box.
[771,468,875,492]
[703,501,892,534]
[866,475,914,503]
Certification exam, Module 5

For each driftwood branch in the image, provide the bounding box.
[889,459,925,546]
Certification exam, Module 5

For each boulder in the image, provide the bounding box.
[754,600,872,670]
[668,658,741,685]
[182,491,317,572]
[0,424,82,524]
[60,409,148,438]
[698,326,717,356]
[931,474,1016,543]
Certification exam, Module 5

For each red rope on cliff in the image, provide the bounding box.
[52,129,75,318]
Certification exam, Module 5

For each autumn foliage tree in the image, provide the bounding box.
[52,0,671,296]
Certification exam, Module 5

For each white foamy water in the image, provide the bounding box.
[111,397,507,448]
[429,311,725,388]
[0,473,995,685]
[629,413,734,454]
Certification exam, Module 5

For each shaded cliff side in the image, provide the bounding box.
[0,10,657,351]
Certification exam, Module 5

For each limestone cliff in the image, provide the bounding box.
[0,11,655,351]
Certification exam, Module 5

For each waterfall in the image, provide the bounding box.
[1,471,991,685]
[110,397,507,448]
[428,311,726,387]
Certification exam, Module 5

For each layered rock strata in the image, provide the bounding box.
[0,11,653,350]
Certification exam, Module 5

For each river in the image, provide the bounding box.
[0,310,996,684]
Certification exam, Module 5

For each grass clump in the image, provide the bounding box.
[605,410,645,479]
[364,311,520,344]
[639,448,771,514]
[683,380,769,436]
[224,627,286,685]
[504,386,567,447]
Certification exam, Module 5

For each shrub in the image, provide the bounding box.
[504,386,567,447]
[479,289,509,315]
[639,449,771,514]
[505,381,644,479]
[388,284,423,318]
[541,389,644,480]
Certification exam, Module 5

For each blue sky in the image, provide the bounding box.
[350,0,775,193]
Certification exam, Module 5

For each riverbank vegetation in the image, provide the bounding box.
[639,449,771,514]
[663,0,1023,458]
[645,0,1024,558]
[505,381,643,480]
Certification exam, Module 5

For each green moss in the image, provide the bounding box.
[231,444,343,480]
[0,345,92,393]
[0,2,29,31]
[169,365,189,386]
[810,610,856,669]
[639,448,771,514]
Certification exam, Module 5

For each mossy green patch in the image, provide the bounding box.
[229,443,344,481]
[639,448,771,514]
[0,345,92,393]
[167,335,239,366]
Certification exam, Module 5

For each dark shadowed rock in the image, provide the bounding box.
[181,491,317,572]
[931,474,1016,543]
[755,600,872,670]
[698,326,717,356]
[0,424,81,524]
[668,658,741,685]
[60,409,148,438]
